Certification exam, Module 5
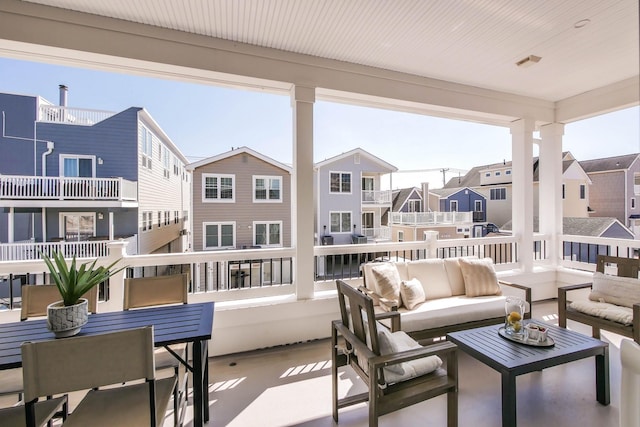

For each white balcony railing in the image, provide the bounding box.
[0,175,137,201]
[38,105,116,125]
[361,189,392,205]
[362,226,391,241]
[390,211,472,225]
[0,240,111,261]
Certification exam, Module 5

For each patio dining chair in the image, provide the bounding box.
[124,273,189,426]
[0,284,98,401]
[0,326,175,427]
[332,279,458,427]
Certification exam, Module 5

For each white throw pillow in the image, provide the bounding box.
[590,272,640,308]
[400,278,426,310]
[371,263,402,307]
[376,326,443,384]
[459,257,502,297]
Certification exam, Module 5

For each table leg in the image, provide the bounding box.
[193,340,209,427]
[501,373,517,427]
[595,348,610,405]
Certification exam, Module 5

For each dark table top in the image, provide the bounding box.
[0,302,214,370]
[447,321,608,373]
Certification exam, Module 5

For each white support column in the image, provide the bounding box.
[8,207,14,243]
[41,207,46,242]
[291,85,316,300]
[510,119,535,272]
[108,212,114,241]
[539,123,565,267]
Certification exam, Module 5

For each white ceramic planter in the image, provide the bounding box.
[47,298,89,338]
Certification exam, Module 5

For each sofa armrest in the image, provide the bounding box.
[499,280,532,319]
[557,283,593,328]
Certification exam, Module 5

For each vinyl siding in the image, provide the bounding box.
[191,152,292,251]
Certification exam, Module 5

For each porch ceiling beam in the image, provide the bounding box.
[0,0,555,127]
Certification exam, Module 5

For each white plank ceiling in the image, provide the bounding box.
[18,0,640,102]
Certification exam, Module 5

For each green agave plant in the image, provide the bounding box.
[41,250,125,307]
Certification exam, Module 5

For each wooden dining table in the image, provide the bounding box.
[0,301,215,427]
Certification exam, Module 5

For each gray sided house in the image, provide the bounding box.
[314,148,396,245]
[0,88,190,257]
[579,153,640,236]
[188,146,292,251]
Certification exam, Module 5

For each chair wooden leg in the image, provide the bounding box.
[331,325,339,423]
[368,384,377,427]
[593,326,601,340]
[447,390,458,427]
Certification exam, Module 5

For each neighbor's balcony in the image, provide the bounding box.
[390,211,473,225]
[361,225,391,241]
[0,235,137,262]
[0,175,137,201]
[361,189,392,205]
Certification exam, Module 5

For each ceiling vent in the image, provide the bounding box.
[516,55,542,68]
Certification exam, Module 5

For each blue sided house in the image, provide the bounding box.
[0,86,190,261]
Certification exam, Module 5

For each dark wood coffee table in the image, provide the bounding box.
[447,321,609,427]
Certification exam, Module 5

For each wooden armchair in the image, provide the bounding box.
[332,280,458,427]
[558,255,640,343]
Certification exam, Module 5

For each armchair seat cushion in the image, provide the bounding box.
[396,295,507,333]
[570,300,633,326]
[377,325,443,384]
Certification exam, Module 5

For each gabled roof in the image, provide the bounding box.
[186,146,292,172]
[579,153,640,173]
[502,216,633,238]
[392,187,420,211]
[430,187,485,199]
[314,147,397,172]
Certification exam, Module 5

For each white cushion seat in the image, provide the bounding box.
[570,300,634,325]
[388,295,508,333]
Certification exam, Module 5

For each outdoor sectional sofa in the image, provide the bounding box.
[359,257,532,342]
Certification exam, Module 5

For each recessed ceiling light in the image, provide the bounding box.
[516,55,542,68]
[574,19,591,29]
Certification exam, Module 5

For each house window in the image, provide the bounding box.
[164,210,170,226]
[485,172,491,177]
[163,147,171,178]
[475,200,482,211]
[330,172,351,193]
[142,211,152,232]
[157,211,162,228]
[202,174,235,202]
[203,222,235,249]
[254,221,282,247]
[140,126,153,169]
[60,155,95,177]
[174,211,179,224]
[330,211,351,233]
[450,200,458,212]
[254,176,282,202]
[632,198,636,209]
[495,171,501,176]
[506,170,511,175]
[580,184,586,199]
[398,231,404,242]
[408,200,421,212]
[490,188,506,200]
[562,184,565,199]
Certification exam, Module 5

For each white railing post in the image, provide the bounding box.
[102,241,129,312]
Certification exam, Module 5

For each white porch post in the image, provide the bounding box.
[109,212,114,240]
[291,85,315,300]
[7,207,14,243]
[510,119,535,272]
[41,207,46,242]
[539,123,565,267]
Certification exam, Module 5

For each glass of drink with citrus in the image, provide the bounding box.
[505,296,525,337]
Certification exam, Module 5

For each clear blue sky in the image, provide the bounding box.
[1,57,638,188]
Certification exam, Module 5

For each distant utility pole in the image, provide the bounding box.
[440,168,449,186]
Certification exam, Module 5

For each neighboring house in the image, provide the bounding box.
[314,148,396,245]
[445,152,591,228]
[579,153,640,236]
[503,216,634,263]
[0,87,190,259]
[187,146,292,288]
[387,184,483,241]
